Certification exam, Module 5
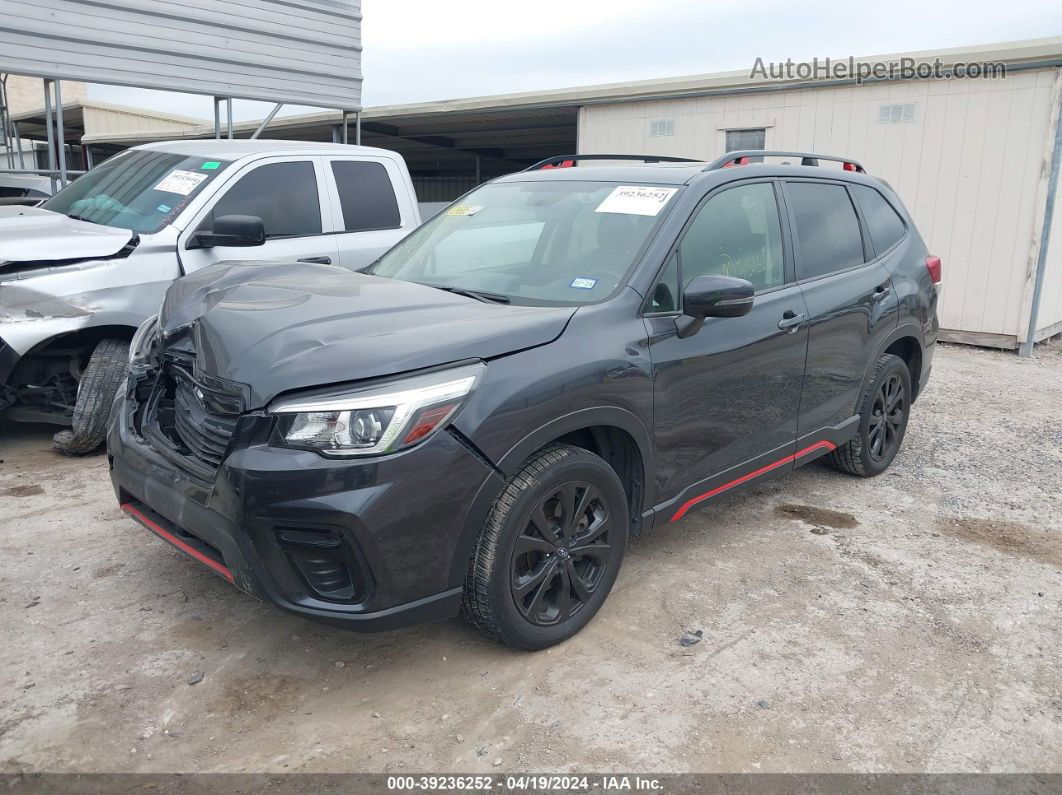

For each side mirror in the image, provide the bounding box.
[189,215,266,249]
[676,274,755,338]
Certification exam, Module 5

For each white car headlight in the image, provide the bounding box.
[129,314,159,364]
[269,362,485,456]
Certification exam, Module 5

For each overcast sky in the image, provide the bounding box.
[89,0,1062,123]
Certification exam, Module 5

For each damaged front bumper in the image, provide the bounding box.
[107,387,501,632]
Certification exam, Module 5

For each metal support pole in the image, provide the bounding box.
[331,124,341,144]
[213,97,221,139]
[43,79,57,194]
[1019,93,1062,356]
[55,79,67,187]
[475,154,481,183]
[355,111,361,145]
[0,76,11,169]
[226,98,233,139]
[85,145,94,170]
[14,122,25,169]
[341,110,349,144]
[250,103,283,139]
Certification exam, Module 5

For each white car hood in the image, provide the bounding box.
[0,205,134,264]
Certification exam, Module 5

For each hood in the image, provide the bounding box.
[0,205,134,265]
[160,260,576,408]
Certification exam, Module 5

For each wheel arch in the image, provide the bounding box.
[859,324,927,405]
[446,407,654,588]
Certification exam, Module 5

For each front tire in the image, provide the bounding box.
[828,353,911,477]
[53,338,128,456]
[462,444,628,650]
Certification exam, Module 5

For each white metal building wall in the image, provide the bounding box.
[578,69,1062,345]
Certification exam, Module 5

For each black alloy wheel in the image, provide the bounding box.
[868,372,905,462]
[462,444,629,650]
[510,481,612,626]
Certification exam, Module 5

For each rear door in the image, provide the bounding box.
[178,157,338,273]
[783,179,898,446]
[646,179,809,519]
[323,156,416,268]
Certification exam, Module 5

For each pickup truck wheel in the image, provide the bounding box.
[827,353,911,477]
[461,444,628,650]
[53,338,129,456]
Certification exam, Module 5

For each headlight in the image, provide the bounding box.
[269,362,485,456]
[129,314,158,364]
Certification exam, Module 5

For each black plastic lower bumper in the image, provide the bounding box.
[107,396,500,632]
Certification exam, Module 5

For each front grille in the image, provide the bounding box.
[145,353,248,476]
[173,377,239,469]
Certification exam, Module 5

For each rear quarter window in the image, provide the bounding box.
[851,184,907,255]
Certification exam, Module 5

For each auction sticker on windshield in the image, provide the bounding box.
[595,185,677,216]
[153,170,209,196]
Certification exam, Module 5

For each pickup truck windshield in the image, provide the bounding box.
[43,150,231,234]
[367,180,678,306]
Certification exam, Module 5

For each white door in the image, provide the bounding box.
[322,155,417,269]
[177,157,339,273]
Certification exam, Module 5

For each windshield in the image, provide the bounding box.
[42,150,232,234]
[366,180,679,306]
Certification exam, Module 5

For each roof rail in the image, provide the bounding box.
[524,154,701,171]
[706,150,866,173]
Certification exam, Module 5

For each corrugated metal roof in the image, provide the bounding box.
[80,36,1062,148]
[0,0,362,109]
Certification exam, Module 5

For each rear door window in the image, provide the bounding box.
[786,182,865,280]
[202,161,321,238]
[850,184,906,255]
[331,160,402,232]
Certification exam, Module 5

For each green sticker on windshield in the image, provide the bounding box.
[201,161,221,170]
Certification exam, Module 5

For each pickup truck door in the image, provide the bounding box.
[177,156,339,273]
[322,155,418,269]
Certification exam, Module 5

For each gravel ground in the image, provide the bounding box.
[0,342,1059,774]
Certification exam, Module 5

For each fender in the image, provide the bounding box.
[445,406,655,589]
[858,322,926,403]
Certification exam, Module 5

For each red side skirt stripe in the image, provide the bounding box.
[121,502,235,584]
[670,440,837,522]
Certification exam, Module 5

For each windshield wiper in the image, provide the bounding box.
[66,213,102,226]
[433,285,511,304]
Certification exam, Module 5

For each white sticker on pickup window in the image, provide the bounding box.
[153,170,208,196]
[595,185,677,216]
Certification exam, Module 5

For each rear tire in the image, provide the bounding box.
[461,444,628,650]
[53,338,128,456]
[828,353,911,477]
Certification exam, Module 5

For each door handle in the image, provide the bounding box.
[298,256,332,265]
[778,311,806,332]
[871,284,891,301]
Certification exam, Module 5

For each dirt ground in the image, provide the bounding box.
[0,342,1059,774]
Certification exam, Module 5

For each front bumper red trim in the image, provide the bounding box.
[121,502,235,584]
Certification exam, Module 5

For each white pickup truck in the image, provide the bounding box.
[0,140,421,453]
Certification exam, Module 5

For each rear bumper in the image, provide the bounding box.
[107,395,500,632]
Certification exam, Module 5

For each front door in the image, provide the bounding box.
[178,157,338,274]
[646,180,809,520]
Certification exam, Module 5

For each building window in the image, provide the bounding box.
[878,103,915,124]
[725,128,766,152]
[649,119,674,137]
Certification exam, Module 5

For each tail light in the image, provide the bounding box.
[925,255,942,284]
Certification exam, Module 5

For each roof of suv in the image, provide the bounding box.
[134,139,399,161]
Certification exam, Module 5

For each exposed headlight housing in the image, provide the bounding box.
[129,313,158,364]
[269,362,485,457]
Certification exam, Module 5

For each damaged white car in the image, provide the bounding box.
[0,140,421,453]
